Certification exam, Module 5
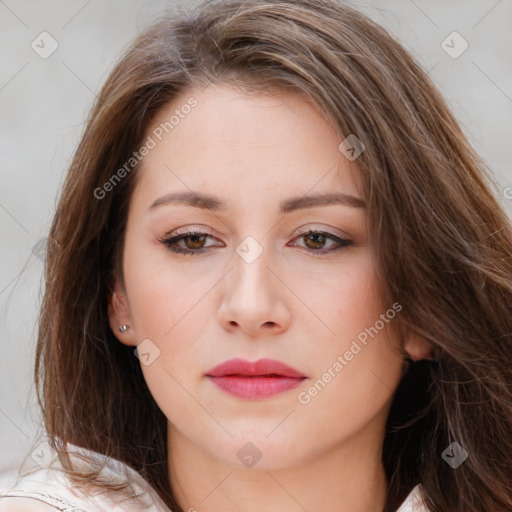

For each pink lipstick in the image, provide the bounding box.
[205,358,307,400]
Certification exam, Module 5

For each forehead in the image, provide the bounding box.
[132,85,365,212]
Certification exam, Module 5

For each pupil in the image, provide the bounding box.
[188,235,204,248]
[307,233,324,248]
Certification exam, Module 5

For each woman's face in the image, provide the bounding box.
[109,84,426,470]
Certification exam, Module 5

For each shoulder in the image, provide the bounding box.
[0,495,76,511]
[0,461,98,512]
[0,485,96,512]
[396,484,430,512]
[0,441,171,512]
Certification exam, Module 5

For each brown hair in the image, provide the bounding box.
[32,0,512,510]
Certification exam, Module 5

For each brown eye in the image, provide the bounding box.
[293,230,353,255]
[303,232,327,250]
[182,234,207,250]
[159,230,219,256]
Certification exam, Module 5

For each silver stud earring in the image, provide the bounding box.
[403,351,414,364]
[118,325,130,333]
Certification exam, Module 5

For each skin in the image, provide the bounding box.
[108,84,432,512]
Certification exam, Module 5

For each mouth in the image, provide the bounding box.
[205,358,307,400]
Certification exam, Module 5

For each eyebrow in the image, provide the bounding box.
[147,191,366,214]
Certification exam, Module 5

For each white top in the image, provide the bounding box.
[0,443,429,511]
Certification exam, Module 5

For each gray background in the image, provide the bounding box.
[1,0,511,476]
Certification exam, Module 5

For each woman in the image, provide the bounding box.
[1,0,511,511]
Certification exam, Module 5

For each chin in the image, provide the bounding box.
[209,429,309,471]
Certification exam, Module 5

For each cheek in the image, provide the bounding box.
[298,256,402,421]
[123,236,210,338]
[121,242,213,409]
[128,277,211,377]
[124,254,212,422]
[314,253,387,347]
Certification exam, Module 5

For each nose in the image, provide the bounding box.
[217,241,291,337]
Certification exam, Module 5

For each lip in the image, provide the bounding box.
[205,358,307,400]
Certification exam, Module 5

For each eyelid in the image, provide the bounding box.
[171,225,216,236]
[168,227,223,248]
[294,224,351,239]
[158,224,354,256]
[165,224,350,242]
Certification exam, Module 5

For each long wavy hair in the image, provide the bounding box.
[31,0,512,510]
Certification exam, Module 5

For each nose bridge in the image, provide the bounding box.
[232,234,271,296]
[223,228,289,318]
[217,228,292,335]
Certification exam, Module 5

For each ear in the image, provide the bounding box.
[402,331,434,362]
[107,274,137,347]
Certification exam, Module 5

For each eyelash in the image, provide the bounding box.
[157,229,353,256]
